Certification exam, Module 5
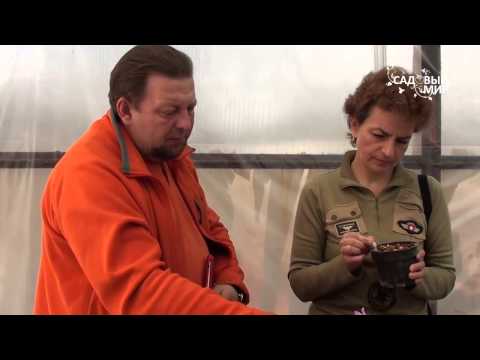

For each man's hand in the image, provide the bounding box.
[339,233,375,274]
[409,249,426,285]
[213,284,239,302]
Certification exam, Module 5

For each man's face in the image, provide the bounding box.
[120,73,196,162]
[351,106,415,177]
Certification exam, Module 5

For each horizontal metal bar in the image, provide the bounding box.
[2,152,480,170]
[193,154,345,169]
[0,152,65,168]
[434,156,480,170]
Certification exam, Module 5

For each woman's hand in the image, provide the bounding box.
[339,233,375,274]
[409,249,426,284]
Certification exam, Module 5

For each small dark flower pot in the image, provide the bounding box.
[371,241,418,288]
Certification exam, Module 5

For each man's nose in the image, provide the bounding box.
[175,110,193,130]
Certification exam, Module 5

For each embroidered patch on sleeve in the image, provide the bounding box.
[336,221,360,237]
[398,220,423,235]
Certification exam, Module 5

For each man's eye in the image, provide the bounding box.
[373,133,384,138]
[162,109,177,116]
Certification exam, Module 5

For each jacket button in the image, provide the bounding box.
[351,211,357,216]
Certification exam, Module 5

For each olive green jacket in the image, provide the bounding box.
[288,151,455,315]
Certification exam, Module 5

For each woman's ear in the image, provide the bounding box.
[350,116,360,137]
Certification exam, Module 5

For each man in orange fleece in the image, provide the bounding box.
[34,45,267,315]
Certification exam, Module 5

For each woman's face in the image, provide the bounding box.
[351,106,416,177]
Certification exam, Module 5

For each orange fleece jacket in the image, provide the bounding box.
[34,112,266,315]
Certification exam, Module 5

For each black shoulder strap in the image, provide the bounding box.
[418,174,432,224]
[418,174,435,315]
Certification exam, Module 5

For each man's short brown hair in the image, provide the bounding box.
[108,45,193,113]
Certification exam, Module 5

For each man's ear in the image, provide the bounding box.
[116,97,133,126]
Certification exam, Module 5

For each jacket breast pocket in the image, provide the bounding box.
[324,201,368,243]
[392,191,427,242]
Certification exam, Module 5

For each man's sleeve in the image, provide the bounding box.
[186,159,251,304]
[205,205,251,303]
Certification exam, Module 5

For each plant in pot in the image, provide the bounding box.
[368,241,419,311]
